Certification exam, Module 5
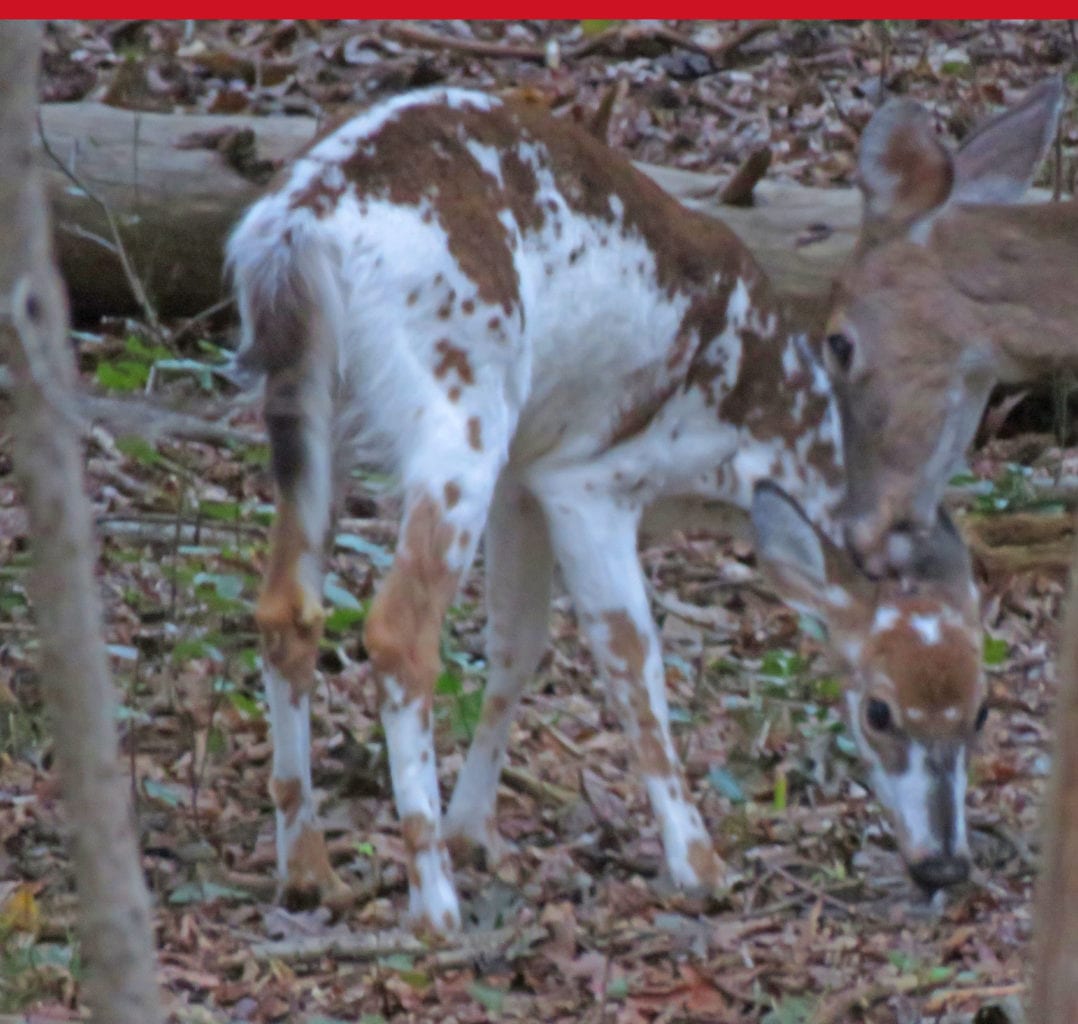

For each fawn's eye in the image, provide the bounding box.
[826,331,854,372]
[866,697,892,733]
[974,702,989,732]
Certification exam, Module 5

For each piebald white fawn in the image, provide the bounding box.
[824,77,1069,571]
[228,87,985,933]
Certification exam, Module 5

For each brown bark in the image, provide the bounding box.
[1031,547,1078,1023]
[0,23,163,1024]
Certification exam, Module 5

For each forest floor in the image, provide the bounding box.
[1,18,1077,1024]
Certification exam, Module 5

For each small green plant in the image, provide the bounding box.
[434,638,486,742]
[94,334,172,392]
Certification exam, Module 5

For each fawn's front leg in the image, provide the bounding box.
[539,483,725,890]
[364,464,497,933]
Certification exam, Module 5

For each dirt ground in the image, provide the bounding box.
[1,19,1076,1024]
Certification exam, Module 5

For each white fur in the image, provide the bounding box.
[872,605,901,633]
[848,689,968,863]
[645,773,714,886]
[887,742,935,853]
[909,612,942,645]
[264,669,314,879]
[380,678,459,927]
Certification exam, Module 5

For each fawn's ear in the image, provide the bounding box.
[750,481,870,626]
[858,77,1064,242]
[857,98,953,234]
[951,76,1063,205]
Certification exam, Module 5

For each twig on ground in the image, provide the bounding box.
[383,20,778,68]
[501,764,578,808]
[921,981,1024,1014]
[770,863,864,918]
[96,515,263,547]
[169,296,236,348]
[710,20,781,65]
[37,112,166,342]
[240,922,547,967]
[812,967,957,1024]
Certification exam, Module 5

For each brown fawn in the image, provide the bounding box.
[227,87,985,933]
[811,75,1075,1021]
[823,77,1068,572]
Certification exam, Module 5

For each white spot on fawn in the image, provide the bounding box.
[909,613,942,645]
[872,605,901,633]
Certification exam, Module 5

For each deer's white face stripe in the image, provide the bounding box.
[952,756,970,857]
[882,742,935,853]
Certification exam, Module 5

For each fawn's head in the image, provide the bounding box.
[752,482,986,890]
[825,78,1064,574]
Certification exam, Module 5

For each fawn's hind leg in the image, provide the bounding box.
[256,367,351,910]
[444,477,553,865]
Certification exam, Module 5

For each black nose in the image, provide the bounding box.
[909,855,970,891]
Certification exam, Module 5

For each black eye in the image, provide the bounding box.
[866,698,892,732]
[975,703,989,732]
[826,331,854,372]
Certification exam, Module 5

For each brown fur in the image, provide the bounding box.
[466,417,483,452]
[270,776,303,828]
[363,493,458,718]
[255,501,325,704]
[433,339,475,386]
[866,616,981,733]
[284,825,351,909]
[603,611,671,778]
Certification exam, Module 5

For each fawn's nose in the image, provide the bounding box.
[908,854,970,892]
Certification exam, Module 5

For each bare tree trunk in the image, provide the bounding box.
[1032,552,1078,1023]
[0,22,163,1024]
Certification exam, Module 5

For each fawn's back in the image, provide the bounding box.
[231,87,842,515]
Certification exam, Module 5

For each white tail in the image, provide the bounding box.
[825,76,1068,570]
[228,86,985,933]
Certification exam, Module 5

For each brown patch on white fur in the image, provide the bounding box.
[330,103,538,315]
[688,837,724,889]
[433,339,475,386]
[466,417,483,452]
[271,776,303,828]
[255,501,325,704]
[480,693,510,730]
[401,812,437,856]
[603,611,673,778]
[864,601,981,739]
[284,825,352,910]
[363,493,458,716]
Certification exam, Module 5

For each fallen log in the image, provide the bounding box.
[39,102,317,323]
[39,102,1060,331]
[38,100,862,330]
